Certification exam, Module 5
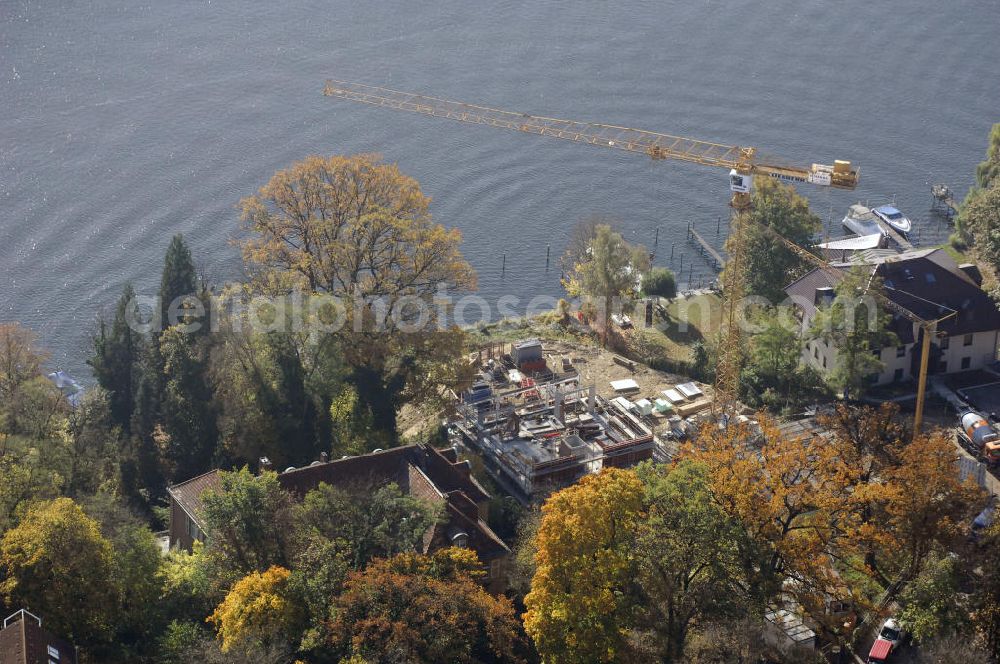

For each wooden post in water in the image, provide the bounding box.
[670,243,674,260]
[654,227,659,249]
[502,253,506,277]
[546,244,550,270]
[717,216,721,235]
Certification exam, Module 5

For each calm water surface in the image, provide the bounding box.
[2,0,999,378]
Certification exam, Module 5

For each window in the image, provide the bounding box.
[962,356,971,370]
[896,345,906,358]
[940,336,950,350]
[894,368,904,382]
[187,517,202,543]
[489,559,502,580]
[867,373,880,384]
[964,333,974,347]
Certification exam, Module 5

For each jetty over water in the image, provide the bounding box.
[687,224,725,270]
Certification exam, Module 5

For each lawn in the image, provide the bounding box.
[633,292,723,363]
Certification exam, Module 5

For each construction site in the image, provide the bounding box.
[449,338,715,502]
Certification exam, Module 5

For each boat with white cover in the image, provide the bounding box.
[871,205,912,235]
[841,203,887,238]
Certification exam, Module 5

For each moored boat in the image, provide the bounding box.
[841,203,886,237]
[871,204,912,235]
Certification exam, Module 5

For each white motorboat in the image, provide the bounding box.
[871,205,912,235]
[841,203,886,237]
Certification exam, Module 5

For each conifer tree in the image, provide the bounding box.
[90,282,145,433]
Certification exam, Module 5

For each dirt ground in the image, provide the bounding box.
[537,339,708,403]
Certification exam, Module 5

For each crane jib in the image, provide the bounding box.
[766,172,808,184]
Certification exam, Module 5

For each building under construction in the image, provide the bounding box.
[451,340,657,503]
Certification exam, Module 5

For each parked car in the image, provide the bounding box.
[867,618,905,663]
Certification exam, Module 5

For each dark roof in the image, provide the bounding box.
[166,469,222,530]
[785,248,1000,344]
[168,444,509,562]
[0,610,76,664]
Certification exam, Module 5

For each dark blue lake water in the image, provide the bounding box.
[2,0,999,378]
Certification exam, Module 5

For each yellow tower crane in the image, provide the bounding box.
[322,79,860,408]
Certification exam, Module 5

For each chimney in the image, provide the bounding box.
[454,459,472,477]
[319,451,329,463]
[814,286,835,307]
[959,263,983,286]
[258,456,272,473]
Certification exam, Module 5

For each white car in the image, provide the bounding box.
[878,618,905,650]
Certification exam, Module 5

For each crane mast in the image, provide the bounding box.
[323,79,860,410]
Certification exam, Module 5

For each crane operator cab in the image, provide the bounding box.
[729,170,751,194]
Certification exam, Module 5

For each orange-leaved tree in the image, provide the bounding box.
[683,415,866,640]
[326,548,527,664]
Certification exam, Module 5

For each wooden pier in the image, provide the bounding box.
[686,224,725,270]
[931,183,959,218]
[876,218,914,252]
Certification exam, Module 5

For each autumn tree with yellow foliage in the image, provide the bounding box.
[238,153,477,441]
[524,468,644,663]
[208,565,301,654]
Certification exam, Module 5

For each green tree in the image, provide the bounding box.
[898,553,969,642]
[83,492,166,659]
[292,481,439,571]
[524,468,644,663]
[239,154,477,442]
[63,388,122,497]
[741,311,829,412]
[159,326,218,481]
[562,224,650,346]
[809,267,898,399]
[631,461,751,662]
[724,177,822,303]
[642,266,677,300]
[0,498,117,648]
[159,233,199,334]
[201,467,292,575]
[211,331,323,468]
[974,123,1000,192]
[89,282,145,432]
[957,184,1000,301]
[0,323,66,440]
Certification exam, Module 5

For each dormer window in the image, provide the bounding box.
[449,530,469,548]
